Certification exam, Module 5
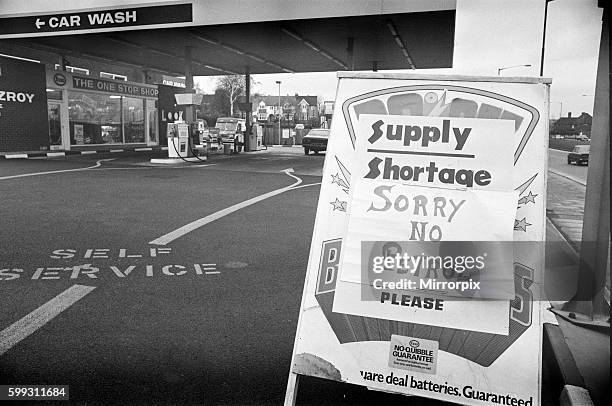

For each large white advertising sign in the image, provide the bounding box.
[286,73,550,406]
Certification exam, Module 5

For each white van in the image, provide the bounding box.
[212,117,246,144]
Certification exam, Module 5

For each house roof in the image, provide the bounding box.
[251,95,318,107]
[555,112,592,126]
[296,96,318,106]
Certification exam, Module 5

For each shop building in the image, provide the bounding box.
[1,54,161,153]
[46,68,159,151]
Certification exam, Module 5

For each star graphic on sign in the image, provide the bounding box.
[330,198,347,212]
[331,173,349,192]
[518,191,538,205]
[514,217,532,232]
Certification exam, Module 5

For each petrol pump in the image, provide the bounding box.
[166,121,191,158]
[155,93,205,163]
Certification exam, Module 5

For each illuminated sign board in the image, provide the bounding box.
[72,76,158,98]
[0,4,192,35]
[0,56,49,151]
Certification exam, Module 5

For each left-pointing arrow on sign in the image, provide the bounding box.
[35,18,45,29]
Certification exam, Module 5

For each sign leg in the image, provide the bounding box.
[284,372,300,406]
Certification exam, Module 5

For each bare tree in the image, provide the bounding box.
[216,75,260,116]
[216,75,245,116]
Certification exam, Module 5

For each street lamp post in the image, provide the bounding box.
[540,0,554,76]
[497,64,532,75]
[276,80,281,145]
[550,101,563,118]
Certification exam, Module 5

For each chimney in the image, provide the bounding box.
[568,112,572,118]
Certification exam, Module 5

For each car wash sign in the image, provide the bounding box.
[0,4,192,37]
[287,73,550,406]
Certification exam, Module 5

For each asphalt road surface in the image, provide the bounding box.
[0,147,578,405]
[547,148,589,184]
[0,148,450,405]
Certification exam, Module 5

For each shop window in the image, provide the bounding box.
[68,91,146,145]
[48,104,62,146]
[68,91,121,145]
[148,108,158,144]
[123,96,145,143]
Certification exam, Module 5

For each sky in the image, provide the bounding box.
[195,0,603,119]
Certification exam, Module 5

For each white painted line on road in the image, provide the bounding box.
[0,159,116,181]
[91,167,151,170]
[285,170,304,184]
[205,271,221,275]
[193,264,217,275]
[0,284,96,356]
[549,147,571,153]
[80,151,97,155]
[149,168,303,245]
[180,164,217,169]
[110,149,124,153]
[47,152,66,157]
[290,182,322,190]
[548,168,587,186]
[134,147,153,151]
[4,154,28,159]
[90,164,215,171]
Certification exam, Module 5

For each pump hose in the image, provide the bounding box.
[169,134,208,164]
[187,135,209,163]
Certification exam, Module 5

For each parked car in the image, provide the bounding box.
[302,128,330,155]
[567,144,590,165]
[576,134,590,141]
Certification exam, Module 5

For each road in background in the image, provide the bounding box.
[546,146,609,406]
[548,148,588,184]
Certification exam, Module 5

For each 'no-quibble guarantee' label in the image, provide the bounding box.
[389,335,439,375]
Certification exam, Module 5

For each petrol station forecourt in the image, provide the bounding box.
[0,1,609,406]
